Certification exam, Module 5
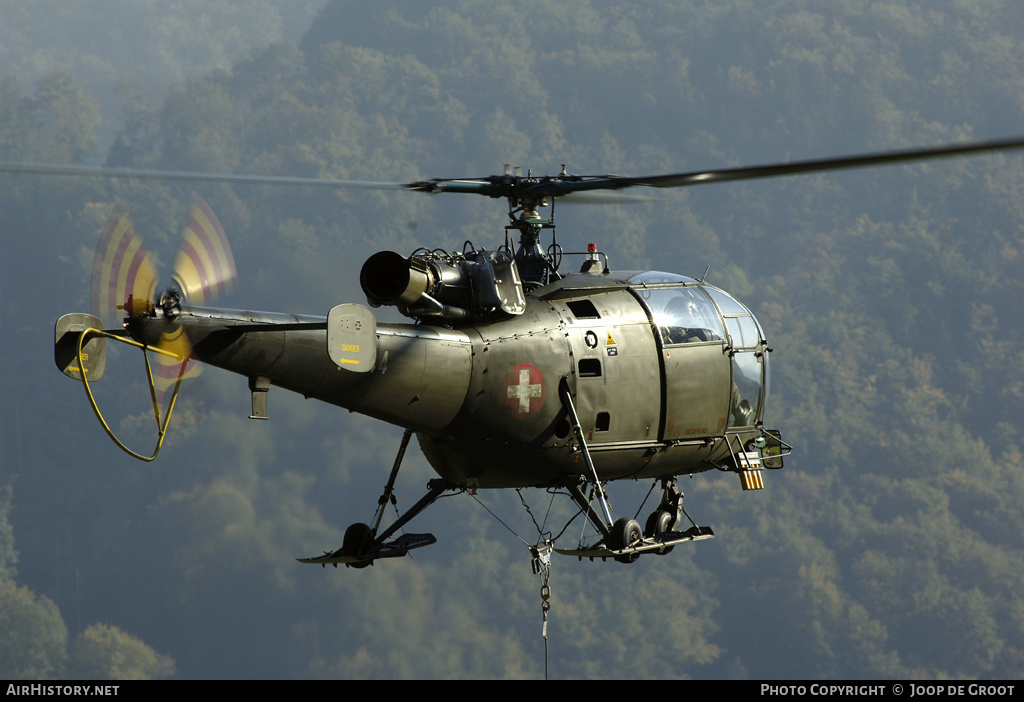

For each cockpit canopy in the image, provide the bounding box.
[628,272,769,428]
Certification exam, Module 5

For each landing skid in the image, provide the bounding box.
[298,533,437,567]
[554,526,714,561]
[297,429,455,569]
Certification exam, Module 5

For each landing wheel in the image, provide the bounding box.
[645,509,675,555]
[342,522,373,568]
[609,517,642,563]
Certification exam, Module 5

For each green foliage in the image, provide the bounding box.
[0,73,30,160]
[68,624,175,680]
[0,484,16,580]
[6,0,1024,680]
[0,579,68,679]
[0,70,98,163]
[0,487,175,680]
[25,71,99,163]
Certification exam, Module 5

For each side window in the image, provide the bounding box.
[729,352,763,427]
[724,315,762,349]
[566,299,601,319]
[703,287,767,428]
[641,287,724,346]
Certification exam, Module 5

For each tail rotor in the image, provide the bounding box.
[92,195,236,385]
[66,194,237,460]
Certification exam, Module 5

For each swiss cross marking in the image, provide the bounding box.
[504,363,545,418]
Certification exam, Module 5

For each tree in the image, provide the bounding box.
[68,624,176,680]
[0,579,67,679]
[0,483,16,581]
[23,70,99,164]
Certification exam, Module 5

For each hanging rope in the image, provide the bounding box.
[530,540,553,680]
[470,489,557,680]
[469,491,532,548]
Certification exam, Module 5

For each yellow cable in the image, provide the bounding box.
[77,327,188,462]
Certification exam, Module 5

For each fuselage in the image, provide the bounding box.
[132,271,771,489]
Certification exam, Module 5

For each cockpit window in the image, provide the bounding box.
[730,352,763,427]
[724,316,761,349]
[704,287,763,349]
[637,286,724,345]
[703,286,749,316]
[701,287,767,427]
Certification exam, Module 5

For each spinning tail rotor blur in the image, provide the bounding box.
[59,194,237,459]
[93,196,236,394]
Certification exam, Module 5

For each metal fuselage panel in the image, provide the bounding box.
[418,287,742,488]
[134,308,473,433]
[418,298,572,487]
[134,276,757,489]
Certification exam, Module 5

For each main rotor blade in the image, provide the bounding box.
[598,136,1024,191]
[5,135,1024,200]
[400,136,1024,200]
[0,161,406,190]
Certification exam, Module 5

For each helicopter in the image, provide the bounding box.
[20,135,1024,567]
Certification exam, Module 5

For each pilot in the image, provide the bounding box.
[659,289,721,344]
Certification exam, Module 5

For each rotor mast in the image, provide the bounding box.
[504,164,563,285]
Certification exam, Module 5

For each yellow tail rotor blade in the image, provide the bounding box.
[153,324,201,403]
[92,206,157,323]
[171,195,237,305]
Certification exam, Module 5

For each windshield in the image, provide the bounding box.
[637,286,725,345]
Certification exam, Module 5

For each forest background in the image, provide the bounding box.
[2,0,1024,680]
